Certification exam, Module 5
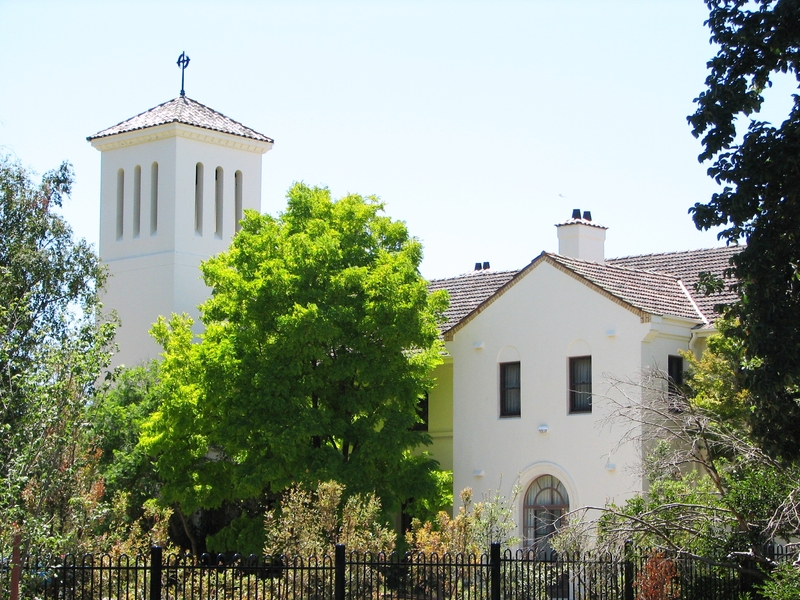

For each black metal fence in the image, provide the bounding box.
[0,543,792,599]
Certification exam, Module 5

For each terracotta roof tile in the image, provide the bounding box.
[428,246,740,335]
[428,269,517,330]
[548,254,702,321]
[607,246,739,322]
[88,96,273,143]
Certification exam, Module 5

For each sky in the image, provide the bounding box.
[0,1,792,280]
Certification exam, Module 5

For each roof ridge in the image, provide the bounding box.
[88,96,273,143]
[678,279,708,324]
[88,96,179,139]
[608,245,739,262]
[179,96,264,137]
[428,268,519,283]
[548,253,682,281]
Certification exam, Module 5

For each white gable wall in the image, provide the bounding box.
[448,261,698,544]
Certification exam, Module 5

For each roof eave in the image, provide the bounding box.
[88,122,274,154]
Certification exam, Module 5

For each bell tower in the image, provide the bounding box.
[88,95,273,367]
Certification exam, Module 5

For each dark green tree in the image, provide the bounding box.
[141,183,448,553]
[688,0,800,458]
[0,155,114,552]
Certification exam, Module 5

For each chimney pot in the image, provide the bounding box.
[483,261,490,270]
[571,209,582,220]
[583,211,592,221]
[474,262,482,271]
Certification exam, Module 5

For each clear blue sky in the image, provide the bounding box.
[0,1,789,279]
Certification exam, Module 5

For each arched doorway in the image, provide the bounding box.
[523,475,569,550]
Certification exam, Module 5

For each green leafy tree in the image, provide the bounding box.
[141,183,448,552]
[90,362,163,531]
[759,562,800,600]
[0,155,114,553]
[688,0,800,458]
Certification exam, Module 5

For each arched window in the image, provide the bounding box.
[234,170,243,232]
[215,166,224,238]
[523,475,569,550]
[133,165,141,237]
[195,163,204,235]
[150,162,159,235]
[116,168,124,240]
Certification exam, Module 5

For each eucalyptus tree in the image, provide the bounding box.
[0,156,114,552]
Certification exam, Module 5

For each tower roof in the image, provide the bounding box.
[87,96,273,143]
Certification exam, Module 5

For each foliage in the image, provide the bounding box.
[262,480,395,557]
[759,563,800,600]
[93,495,175,557]
[405,485,520,556]
[0,155,114,554]
[90,362,162,528]
[140,183,448,551]
[682,317,750,426]
[634,552,680,600]
[401,469,454,525]
[688,0,800,458]
[565,344,800,576]
[206,513,266,557]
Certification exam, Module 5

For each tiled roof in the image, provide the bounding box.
[428,246,740,336]
[88,96,273,143]
[607,246,739,322]
[548,254,702,321]
[428,269,517,330]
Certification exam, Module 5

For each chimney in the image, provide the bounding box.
[555,209,607,263]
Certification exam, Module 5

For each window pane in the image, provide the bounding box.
[668,355,683,393]
[523,475,570,551]
[500,362,521,417]
[570,356,592,413]
[503,388,520,416]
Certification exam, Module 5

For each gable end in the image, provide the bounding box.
[443,252,650,341]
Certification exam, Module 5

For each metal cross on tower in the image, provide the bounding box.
[177,52,190,96]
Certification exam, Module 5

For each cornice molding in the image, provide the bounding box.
[89,122,273,154]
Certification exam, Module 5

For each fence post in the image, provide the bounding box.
[335,544,345,600]
[149,546,163,600]
[623,540,634,600]
[490,542,501,600]
[10,534,20,600]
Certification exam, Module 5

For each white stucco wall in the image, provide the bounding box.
[448,261,699,545]
[93,124,270,367]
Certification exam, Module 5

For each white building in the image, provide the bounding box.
[88,96,736,549]
[88,96,273,367]
[427,211,737,548]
